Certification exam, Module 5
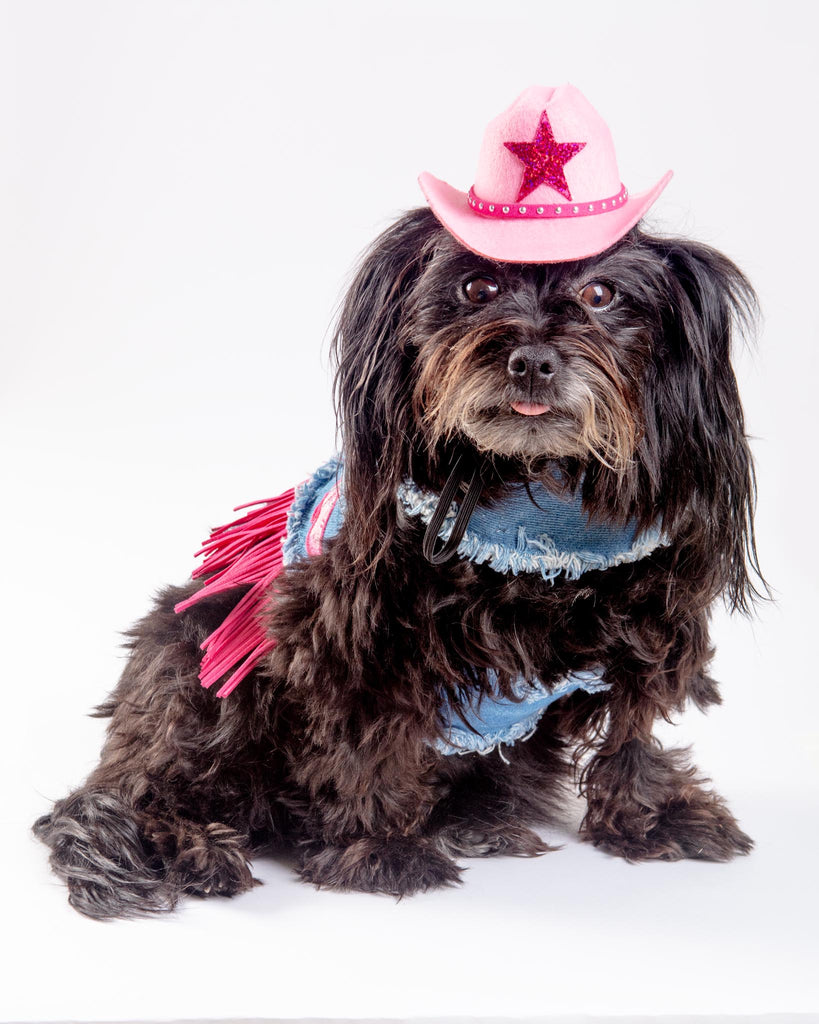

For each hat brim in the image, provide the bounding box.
[418,170,673,264]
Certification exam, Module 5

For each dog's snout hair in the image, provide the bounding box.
[413,307,642,472]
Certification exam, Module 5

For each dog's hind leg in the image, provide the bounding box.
[34,788,257,919]
[34,789,170,918]
[34,583,275,918]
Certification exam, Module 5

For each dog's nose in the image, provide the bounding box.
[507,344,560,386]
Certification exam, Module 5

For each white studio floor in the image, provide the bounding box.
[7,785,819,1022]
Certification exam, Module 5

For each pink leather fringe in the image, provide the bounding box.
[174,489,295,697]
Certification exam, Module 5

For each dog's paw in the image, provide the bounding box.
[435,819,554,859]
[161,822,259,898]
[583,790,753,863]
[297,835,463,896]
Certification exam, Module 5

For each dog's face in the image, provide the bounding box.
[409,233,656,473]
[333,208,760,608]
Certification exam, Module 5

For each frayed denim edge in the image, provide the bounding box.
[398,480,667,582]
[434,672,612,759]
[282,455,342,565]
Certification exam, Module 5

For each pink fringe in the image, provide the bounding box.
[174,489,295,697]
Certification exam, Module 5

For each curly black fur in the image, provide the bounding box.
[34,208,762,918]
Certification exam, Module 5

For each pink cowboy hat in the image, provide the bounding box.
[419,84,673,264]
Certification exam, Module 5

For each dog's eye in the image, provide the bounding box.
[579,282,614,310]
[464,277,500,304]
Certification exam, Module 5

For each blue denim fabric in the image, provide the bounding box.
[436,669,610,756]
[281,458,344,565]
[398,475,665,581]
[282,457,665,755]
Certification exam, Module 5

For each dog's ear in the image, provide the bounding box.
[636,233,764,610]
[332,208,441,570]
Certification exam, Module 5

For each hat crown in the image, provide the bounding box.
[473,84,621,207]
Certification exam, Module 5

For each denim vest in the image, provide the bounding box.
[283,458,665,757]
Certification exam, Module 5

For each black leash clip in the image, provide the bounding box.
[422,457,484,566]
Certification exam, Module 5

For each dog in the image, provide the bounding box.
[34,85,762,919]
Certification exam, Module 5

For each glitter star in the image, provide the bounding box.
[504,111,586,203]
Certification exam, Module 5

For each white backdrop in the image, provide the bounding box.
[2,1,818,1021]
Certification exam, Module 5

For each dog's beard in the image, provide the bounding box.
[413,317,641,472]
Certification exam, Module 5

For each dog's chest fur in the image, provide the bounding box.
[268,487,678,758]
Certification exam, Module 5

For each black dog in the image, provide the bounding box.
[34,208,761,919]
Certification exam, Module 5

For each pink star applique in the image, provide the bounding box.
[504,111,586,203]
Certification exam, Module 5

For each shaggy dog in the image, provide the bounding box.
[34,96,762,920]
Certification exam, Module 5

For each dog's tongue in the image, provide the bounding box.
[511,402,551,416]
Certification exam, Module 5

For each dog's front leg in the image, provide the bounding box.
[271,561,462,896]
[580,734,753,861]
[287,711,462,895]
[577,649,753,862]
